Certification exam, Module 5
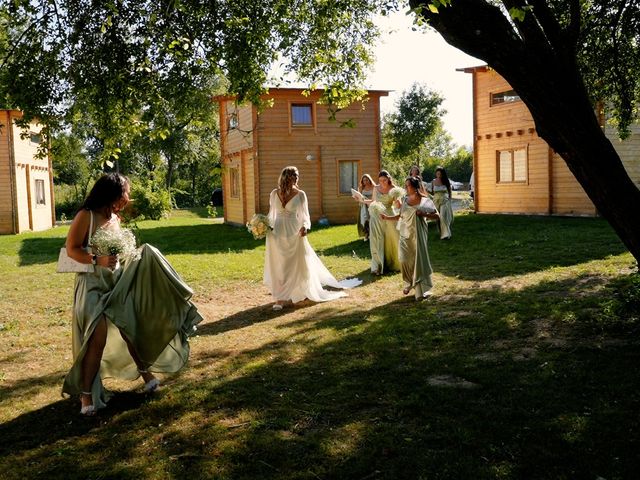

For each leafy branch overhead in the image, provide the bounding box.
[1,0,639,259]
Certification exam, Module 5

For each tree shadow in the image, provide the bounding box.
[3,271,638,478]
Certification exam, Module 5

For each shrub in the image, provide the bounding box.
[128,181,172,220]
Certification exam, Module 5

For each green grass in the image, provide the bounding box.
[1,209,639,479]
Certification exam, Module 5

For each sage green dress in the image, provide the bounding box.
[399,197,434,299]
[368,189,401,274]
[432,184,453,239]
[357,189,373,239]
[62,227,202,410]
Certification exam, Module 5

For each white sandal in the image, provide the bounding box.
[139,370,160,393]
[80,392,96,416]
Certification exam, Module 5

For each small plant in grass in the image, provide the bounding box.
[206,203,218,218]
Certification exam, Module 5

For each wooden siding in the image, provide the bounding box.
[223,153,244,225]
[222,100,254,154]
[255,90,383,223]
[1,111,56,233]
[0,111,13,233]
[606,120,640,187]
[551,152,595,215]
[471,69,610,216]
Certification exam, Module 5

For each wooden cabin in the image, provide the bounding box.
[215,88,388,226]
[461,66,640,216]
[0,110,55,234]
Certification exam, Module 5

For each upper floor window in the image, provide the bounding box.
[227,112,239,130]
[35,179,46,205]
[497,148,527,183]
[491,89,521,106]
[338,160,359,195]
[291,103,313,126]
[30,132,43,145]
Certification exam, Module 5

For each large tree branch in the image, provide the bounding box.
[526,0,564,49]
[409,0,524,67]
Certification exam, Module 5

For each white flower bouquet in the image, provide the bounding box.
[417,197,438,215]
[389,186,406,200]
[368,201,386,216]
[247,213,271,240]
[91,228,141,264]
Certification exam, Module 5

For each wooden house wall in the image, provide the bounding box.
[473,69,598,216]
[606,120,640,187]
[0,111,55,233]
[222,100,254,154]
[255,90,382,223]
[550,153,595,215]
[0,111,13,233]
[12,119,54,231]
[474,70,549,214]
[223,153,244,225]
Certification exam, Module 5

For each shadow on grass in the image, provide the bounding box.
[2,271,638,479]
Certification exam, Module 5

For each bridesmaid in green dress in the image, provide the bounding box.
[367,170,402,275]
[383,176,440,300]
[62,173,202,416]
[355,174,375,241]
[430,166,454,240]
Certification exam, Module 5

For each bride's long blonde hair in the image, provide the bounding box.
[278,166,299,197]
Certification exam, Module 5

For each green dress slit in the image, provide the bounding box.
[62,244,203,410]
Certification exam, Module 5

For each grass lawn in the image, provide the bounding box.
[0,209,639,479]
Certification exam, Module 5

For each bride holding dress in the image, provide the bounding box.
[264,166,359,310]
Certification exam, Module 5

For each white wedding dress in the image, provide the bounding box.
[264,189,356,303]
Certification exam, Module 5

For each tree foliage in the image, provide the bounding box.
[1,0,640,258]
[386,83,445,160]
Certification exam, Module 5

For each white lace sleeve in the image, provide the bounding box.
[298,191,311,230]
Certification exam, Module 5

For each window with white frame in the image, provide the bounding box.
[338,161,359,194]
[30,132,43,145]
[491,89,521,106]
[291,103,313,126]
[497,148,528,183]
[35,179,46,205]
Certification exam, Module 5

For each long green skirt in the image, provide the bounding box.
[62,244,203,410]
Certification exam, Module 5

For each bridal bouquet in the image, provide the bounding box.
[368,201,386,216]
[247,213,271,240]
[417,197,438,215]
[389,186,406,200]
[91,228,141,264]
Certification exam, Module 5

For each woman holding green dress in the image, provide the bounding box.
[62,173,202,416]
[383,176,439,300]
[367,170,402,275]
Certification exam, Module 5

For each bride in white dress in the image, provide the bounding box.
[264,166,353,310]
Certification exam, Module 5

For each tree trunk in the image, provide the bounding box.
[411,0,640,264]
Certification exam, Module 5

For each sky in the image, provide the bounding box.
[367,11,482,147]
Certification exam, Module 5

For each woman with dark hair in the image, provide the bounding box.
[430,166,454,239]
[383,176,439,300]
[264,166,355,310]
[62,173,202,416]
[367,170,402,275]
